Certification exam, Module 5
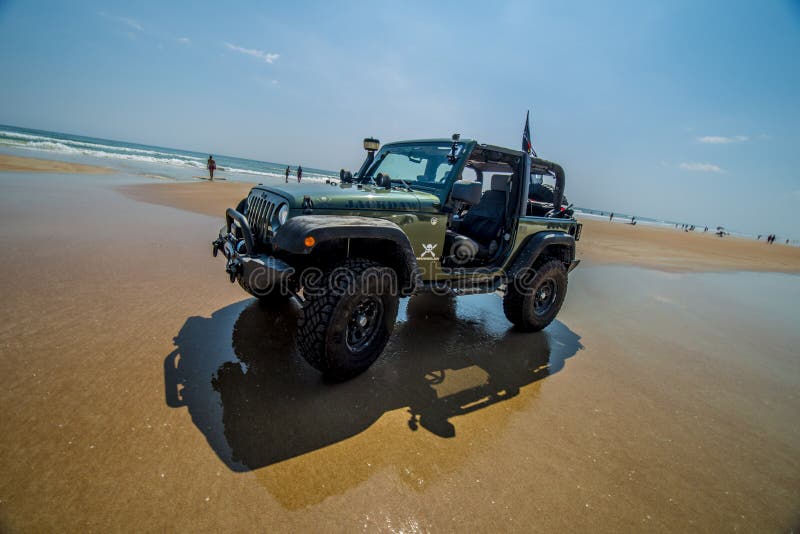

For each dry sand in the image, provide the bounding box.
[577,218,800,273]
[1,170,799,532]
[0,153,112,174]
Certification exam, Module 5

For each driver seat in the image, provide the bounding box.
[446,174,510,265]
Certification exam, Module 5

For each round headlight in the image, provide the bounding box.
[276,203,289,226]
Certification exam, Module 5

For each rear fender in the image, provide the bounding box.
[506,231,576,280]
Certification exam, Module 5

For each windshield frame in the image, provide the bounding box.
[361,141,473,196]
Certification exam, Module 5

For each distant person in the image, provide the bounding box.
[705,226,709,233]
[631,216,636,225]
[340,168,345,181]
[207,155,216,181]
[297,165,303,183]
[285,165,290,183]
[609,212,614,221]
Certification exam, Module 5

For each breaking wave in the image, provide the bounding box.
[0,127,337,182]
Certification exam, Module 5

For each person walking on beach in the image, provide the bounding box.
[285,165,290,183]
[297,165,303,183]
[609,212,614,221]
[207,155,216,181]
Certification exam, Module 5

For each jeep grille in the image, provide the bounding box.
[246,191,282,241]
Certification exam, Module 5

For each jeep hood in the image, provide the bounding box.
[251,182,441,212]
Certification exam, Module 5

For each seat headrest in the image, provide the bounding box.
[490,174,510,192]
[451,180,482,205]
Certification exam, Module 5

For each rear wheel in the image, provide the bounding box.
[297,259,399,381]
[503,259,567,332]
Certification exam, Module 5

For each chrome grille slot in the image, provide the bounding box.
[264,202,275,228]
[246,191,282,242]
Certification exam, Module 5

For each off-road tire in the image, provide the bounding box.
[297,259,399,381]
[503,259,567,332]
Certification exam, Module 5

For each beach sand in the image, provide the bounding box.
[0,153,112,174]
[1,169,799,532]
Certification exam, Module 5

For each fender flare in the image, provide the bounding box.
[506,231,575,280]
[273,215,420,288]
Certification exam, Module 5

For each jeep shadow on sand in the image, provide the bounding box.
[164,293,582,474]
[212,131,582,381]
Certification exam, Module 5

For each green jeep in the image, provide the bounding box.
[213,135,581,380]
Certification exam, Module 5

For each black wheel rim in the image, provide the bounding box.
[533,279,557,316]
[346,296,384,352]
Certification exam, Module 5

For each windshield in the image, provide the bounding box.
[363,143,464,190]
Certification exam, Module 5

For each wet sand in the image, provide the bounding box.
[0,153,112,174]
[1,172,799,531]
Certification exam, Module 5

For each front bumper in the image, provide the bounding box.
[212,208,294,293]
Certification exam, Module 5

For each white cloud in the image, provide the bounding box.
[119,16,143,31]
[224,42,279,64]
[696,135,748,144]
[679,162,724,173]
[100,12,143,32]
[177,37,191,45]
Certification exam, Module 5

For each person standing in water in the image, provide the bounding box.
[207,155,216,181]
[297,165,303,183]
[285,165,290,183]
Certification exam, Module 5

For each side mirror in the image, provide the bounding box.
[376,173,391,188]
[451,180,482,205]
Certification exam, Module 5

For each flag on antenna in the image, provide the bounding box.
[522,111,537,157]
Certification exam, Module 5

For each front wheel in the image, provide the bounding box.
[503,259,568,332]
[297,259,400,381]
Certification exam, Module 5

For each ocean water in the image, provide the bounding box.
[0,124,338,183]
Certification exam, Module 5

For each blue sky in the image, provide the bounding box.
[0,0,798,236]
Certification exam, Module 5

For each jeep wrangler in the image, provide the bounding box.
[213,135,581,380]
